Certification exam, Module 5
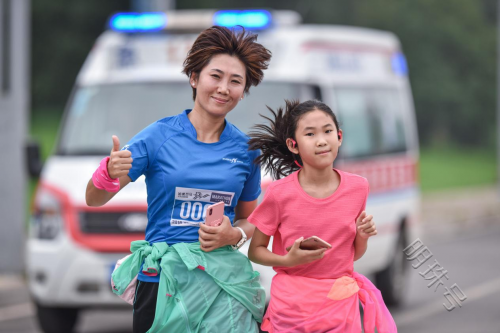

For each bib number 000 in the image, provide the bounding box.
[179,202,213,221]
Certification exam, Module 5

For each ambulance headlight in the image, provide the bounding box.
[32,187,63,240]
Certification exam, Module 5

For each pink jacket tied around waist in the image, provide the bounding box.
[261,271,397,333]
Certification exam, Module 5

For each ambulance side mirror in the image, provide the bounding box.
[26,140,43,178]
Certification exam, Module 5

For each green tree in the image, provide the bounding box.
[32,0,129,111]
[349,0,496,147]
[33,0,497,148]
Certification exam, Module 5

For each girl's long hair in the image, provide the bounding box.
[248,99,340,180]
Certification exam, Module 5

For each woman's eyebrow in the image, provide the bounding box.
[211,68,244,79]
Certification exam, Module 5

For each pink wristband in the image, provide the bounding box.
[92,157,120,193]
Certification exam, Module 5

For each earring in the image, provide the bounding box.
[288,139,302,168]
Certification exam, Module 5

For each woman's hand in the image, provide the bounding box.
[198,216,240,252]
[356,211,377,239]
[107,135,133,179]
[283,237,327,267]
[86,135,132,207]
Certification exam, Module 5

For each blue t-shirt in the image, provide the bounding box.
[124,110,261,282]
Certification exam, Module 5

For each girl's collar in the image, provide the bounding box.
[293,168,343,202]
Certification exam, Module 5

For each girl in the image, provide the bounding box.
[86,26,271,332]
[247,100,397,332]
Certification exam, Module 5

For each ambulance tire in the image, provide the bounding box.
[35,302,79,333]
[375,227,408,307]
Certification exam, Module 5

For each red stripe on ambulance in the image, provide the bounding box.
[336,156,418,193]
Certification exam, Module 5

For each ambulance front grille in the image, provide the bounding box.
[78,212,148,234]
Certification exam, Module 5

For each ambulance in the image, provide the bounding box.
[27,9,420,332]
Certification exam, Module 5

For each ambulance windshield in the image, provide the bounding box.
[58,82,315,155]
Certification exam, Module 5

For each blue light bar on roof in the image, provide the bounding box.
[213,10,272,29]
[391,52,408,76]
[110,12,167,32]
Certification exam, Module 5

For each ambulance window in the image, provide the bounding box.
[334,88,407,158]
[226,82,316,134]
[371,90,407,154]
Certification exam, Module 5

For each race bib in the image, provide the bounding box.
[170,187,235,227]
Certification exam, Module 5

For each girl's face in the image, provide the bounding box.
[289,109,343,170]
[191,53,246,119]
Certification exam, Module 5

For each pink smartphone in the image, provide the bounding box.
[286,236,332,251]
[205,201,225,227]
[300,236,332,250]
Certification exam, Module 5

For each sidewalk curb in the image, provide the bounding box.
[0,275,25,291]
[420,185,500,239]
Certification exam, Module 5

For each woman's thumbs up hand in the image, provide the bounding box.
[107,135,133,179]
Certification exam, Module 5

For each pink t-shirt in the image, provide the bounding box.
[248,169,369,279]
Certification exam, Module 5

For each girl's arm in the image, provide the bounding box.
[233,199,258,239]
[248,228,327,267]
[354,236,368,261]
[354,211,377,261]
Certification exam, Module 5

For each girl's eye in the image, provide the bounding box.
[326,129,333,134]
[211,74,220,79]
[305,133,314,137]
[232,80,241,84]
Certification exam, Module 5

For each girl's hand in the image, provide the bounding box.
[198,216,240,252]
[283,237,327,267]
[356,211,377,239]
[108,136,133,179]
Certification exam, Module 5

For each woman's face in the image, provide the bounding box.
[191,53,246,119]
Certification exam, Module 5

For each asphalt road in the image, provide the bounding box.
[1,221,499,333]
[390,220,500,333]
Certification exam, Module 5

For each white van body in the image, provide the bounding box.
[27,9,420,332]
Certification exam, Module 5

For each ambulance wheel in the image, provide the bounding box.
[375,227,408,307]
[35,302,79,333]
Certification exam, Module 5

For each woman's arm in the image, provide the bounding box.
[248,228,327,267]
[85,135,133,207]
[85,176,131,207]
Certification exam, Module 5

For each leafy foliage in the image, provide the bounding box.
[32,0,129,108]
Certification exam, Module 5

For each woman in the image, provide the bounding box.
[86,26,271,333]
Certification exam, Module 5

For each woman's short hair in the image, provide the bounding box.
[182,26,272,100]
